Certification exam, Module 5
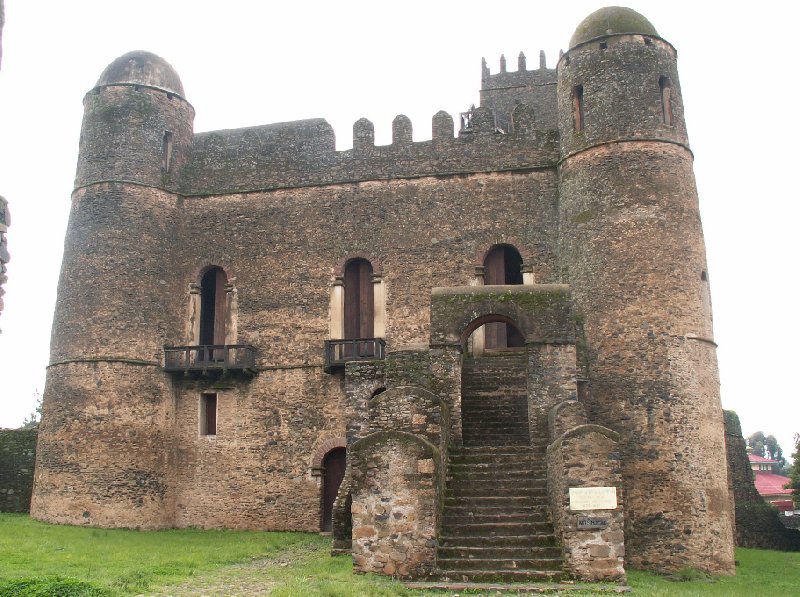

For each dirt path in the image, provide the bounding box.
[144,542,318,597]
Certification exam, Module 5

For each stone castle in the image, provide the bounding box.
[32,7,735,581]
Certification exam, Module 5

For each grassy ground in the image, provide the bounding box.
[1,513,799,595]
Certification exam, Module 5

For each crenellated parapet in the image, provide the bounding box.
[178,107,558,195]
[480,51,559,131]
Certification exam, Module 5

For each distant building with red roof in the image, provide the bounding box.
[749,454,793,507]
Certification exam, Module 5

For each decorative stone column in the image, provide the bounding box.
[330,276,344,339]
[469,266,485,355]
[371,273,385,339]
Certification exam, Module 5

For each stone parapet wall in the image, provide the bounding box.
[178,111,558,196]
[0,428,37,512]
[547,413,625,581]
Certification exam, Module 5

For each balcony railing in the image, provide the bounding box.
[324,338,386,373]
[164,344,257,377]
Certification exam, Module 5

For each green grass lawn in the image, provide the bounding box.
[1,513,799,596]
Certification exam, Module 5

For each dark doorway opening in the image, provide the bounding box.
[344,258,374,357]
[200,267,227,360]
[321,447,347,532]
[483,245,525,349]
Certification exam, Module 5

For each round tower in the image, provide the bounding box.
[556,8,734,573]
[31,52,194,528]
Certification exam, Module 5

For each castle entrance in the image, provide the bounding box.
[321,447,347,532]
[483,245,526,349]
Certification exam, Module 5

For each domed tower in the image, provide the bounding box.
[556,8,734,573]
[31,52,194,528]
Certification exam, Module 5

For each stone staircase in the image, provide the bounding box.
[437,353,562,581]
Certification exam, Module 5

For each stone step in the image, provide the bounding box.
[441,521,555,537]
[446,486,547,499]
[447,468,545,480]
[437,557,564,572]
[463,440,531,448]
[439,534,558,548]
[446,478,548,491]
[444,496,543,509]
[443,503,549,516]
[449,454,543,465]
[462,436,531,443]
[434,569,563,583]
[443,513,550,526]
[437,545,562,560]
[462,415,530,421]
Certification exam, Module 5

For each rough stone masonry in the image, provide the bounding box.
[32,6,735,581]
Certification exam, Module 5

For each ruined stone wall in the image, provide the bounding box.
[724,410,800,550]
[0,428,36,512]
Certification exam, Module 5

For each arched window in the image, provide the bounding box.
[344,258,374,340]
[572,84,584,133]
[659,76,673,126]
[483,245,525,348]
[200,266,227,349]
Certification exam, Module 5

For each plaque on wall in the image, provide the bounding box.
[569,486,617,510]
[577,516,609,530]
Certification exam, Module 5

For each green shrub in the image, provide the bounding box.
[0,576,111,597]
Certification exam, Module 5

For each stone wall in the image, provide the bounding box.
[724,410,800,550]
[557,28,733,574]
[350,431,438,578]
[179,111,558,196]
[547,402,625,581]
[0,428,36,512]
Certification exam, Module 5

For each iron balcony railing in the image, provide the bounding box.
[324,338,386,373]
[164,344,257,376]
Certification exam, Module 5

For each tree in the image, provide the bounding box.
[747,431,786,471]
[19,389,42,429]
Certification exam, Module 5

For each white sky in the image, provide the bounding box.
[0,1,798,459]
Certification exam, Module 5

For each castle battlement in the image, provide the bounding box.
[177,106,558,195]
[481,50,556,89]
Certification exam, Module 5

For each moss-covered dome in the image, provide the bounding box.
[95,51,184,97]
[569,6,658,49]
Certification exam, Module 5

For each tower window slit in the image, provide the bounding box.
[573,85,584,132]
[659,76,673,126]
[162,131,174,172]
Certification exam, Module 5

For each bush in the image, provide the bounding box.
[0,577,111,597]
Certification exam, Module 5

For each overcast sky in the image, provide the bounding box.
[0,1,797,459]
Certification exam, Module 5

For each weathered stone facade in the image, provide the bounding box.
[0,428,37,512]
[33,6,734,580]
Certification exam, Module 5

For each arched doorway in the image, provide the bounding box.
[344,258,374,340]
[200,266,227,361]
[461,314,530,447]
[483,245,525,349]
[321,447,347,532]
